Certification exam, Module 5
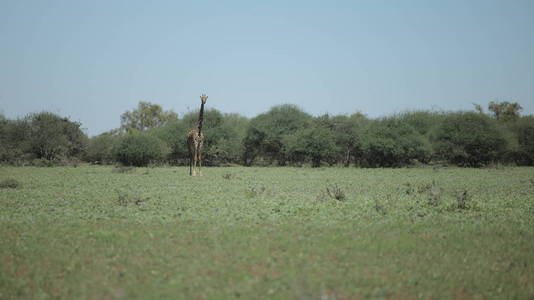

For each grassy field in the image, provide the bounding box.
[1,166,534,299]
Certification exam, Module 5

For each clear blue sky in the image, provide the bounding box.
[1,0,533,136]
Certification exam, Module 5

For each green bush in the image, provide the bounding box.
[150,120,189,165]
[113,133,169,167]
[31,158,56,167]
[243,104,311,166]
[396,110,445,137]
[285,121,338,167]
[182,109,248,166]
[0,178,21,189]
[330,114,369,167]
[496,124,521,165]
[0,112,87,165]
[362,118,432,167]
[27,112,88,161]
[111,165,136,174]
[510,116,534,165]
[0,119,31,164]
[85,131,121,164]
[432,112,506,167]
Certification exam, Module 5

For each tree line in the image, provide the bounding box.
[1,101,533,167]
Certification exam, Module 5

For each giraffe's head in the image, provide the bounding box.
[200,94,208,104]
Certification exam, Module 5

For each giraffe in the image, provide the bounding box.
[187,94,208,176]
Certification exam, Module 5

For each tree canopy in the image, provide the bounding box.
[120,101,178,132]
[1,100,532,167]
[488,101,523,122]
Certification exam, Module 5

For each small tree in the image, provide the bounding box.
[329,114,368,166]
[121,101,178,132]
[26,112,87,162]
[217,113,249,164]
[488,101,522,122]
[510,116,534,165]
[285,121,338,167]
[150,119,189,165]
[396,110,445,137]
[182,109,247,166]
[0,118,31,164]
[433,112,506,167]
[113,132,169,167]
[362,118,431,167]
[243,104,311,166]
[85,130,121,164]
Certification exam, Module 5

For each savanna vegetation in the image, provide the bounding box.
[1,100,532,168]
[1,166,533,299]
[2,101,533,299]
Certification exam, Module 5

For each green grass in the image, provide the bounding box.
[1,166,534,299]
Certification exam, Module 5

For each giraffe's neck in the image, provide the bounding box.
[197,101,205,136]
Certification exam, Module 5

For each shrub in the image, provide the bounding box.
[362,118,432,167]
[31,158,55,167]
[432,112,506,167]
[178,110,248,166]
[111,165,136,174]
[150,120,189,164]
[0,118,30,164]
[246,184,267,198]
[222,172,235,180]
[374,197,387,215]
[0,112,87,165]
[495,124,521,164]
[116,190,149,206]
[85,131,121,164]
[455,190,472,210]
[26,112,88,161]
[120,101,178,132]
[510,116,534,165]
[243,104,311,166]
[427,181,443,206]
[325,183,346,201]
[396,110,445,137]
[0,178,21,189]
[284,121,338,167]
[330,114,369,167]
[113,133,170,167]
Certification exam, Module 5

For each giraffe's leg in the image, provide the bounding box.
[192,151,198,176]
[189,155,193,176]
[197,152,202,176]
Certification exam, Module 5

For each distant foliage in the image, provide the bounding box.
[362,118,432,167]
[121,101,178,132]
[285,120,338,167]
[111,165,136,174]
[27,112,87,161]
[31,158,56,167]
[181,109,248,166]
[488,101,522,122]
[243,104,311,166]
[150,119,189,164]
[1,101,532,167]
[330,114,368,167]
[433,112,506,167]
[325,183,346,201]
[395,111,445,137]
[113,133,169,167]
[0,178,21,189]
[510,116,534,165]
[0,118,31,164]
[0,112,87,165]
[85,130,121,164]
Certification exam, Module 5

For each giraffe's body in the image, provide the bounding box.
[187,94,207,176]
[187,129,203,176]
